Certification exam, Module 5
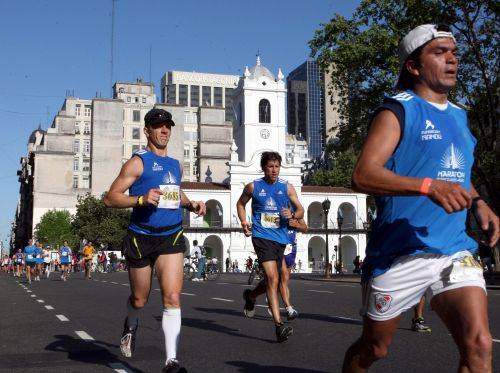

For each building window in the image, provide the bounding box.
[75,104,81,116]
[142,97,146,104]
[202,86,211,106]
[183,163,190,176]
[84,122,90,134]
[74,122,80,134]
[82,176,89,189]
[118,87,124,93]
[132,144,140,153]
[259,99,271,123]
[84,105,91,116]
[214,87,223,107]
[133,110,140,122]
[167,84,176,104]
[73,158,79,171]
[132,127,141,140]
[83,140,90,153]
[190,85,199,107]
[184,146,190,158]
[73,140,80,153]
[135,97,139,103]
[225,88,234,121]
[193,146,198,157]
[127,96,131,103]
[82,158,90,171]
[179,84,188,106]
[73,176,79,189]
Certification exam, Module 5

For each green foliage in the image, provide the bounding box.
[310,0,498,208]
[310,149,357,188]
[34,210,77,249]
[71,193,130,250]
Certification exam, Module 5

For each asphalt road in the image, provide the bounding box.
[1,271,499,373]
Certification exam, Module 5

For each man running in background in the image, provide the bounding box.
[343,24,499,372]
[59,241,72,281]
[237,151,305,343]
[43,245,52,279]
[83,242,94,280]
[34,242,43,281]
[23,239,37,284]
[14,249,23,277]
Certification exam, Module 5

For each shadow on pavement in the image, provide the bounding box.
[193,306,270,321]
[45,334,143,372]
[299,313,363,326]
[226,361,329,373]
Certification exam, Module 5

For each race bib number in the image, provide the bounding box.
[62,252,68,256]
[27,254,33,260]
[284,244,293,256]
[449,255,483,283]
[261,213,280,228]
[158,184,181,209]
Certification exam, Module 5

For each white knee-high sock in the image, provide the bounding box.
[162,308,181,364]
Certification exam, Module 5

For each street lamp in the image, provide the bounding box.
[321,199,331,278]
[337,209,344,275]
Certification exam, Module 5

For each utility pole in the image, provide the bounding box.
[110,0,116,97]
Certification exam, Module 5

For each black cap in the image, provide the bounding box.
[144,108,175,127]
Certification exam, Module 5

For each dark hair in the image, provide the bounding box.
[396,24,452,90]
[193,240,198,246]
[260,151,282,170]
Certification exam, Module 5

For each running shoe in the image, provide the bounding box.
[243,289,256,318]
[120,318,138,358]
[411,317,431,333]
[287,308,299,321]
[162,359,187,373]
[275,323,293,343]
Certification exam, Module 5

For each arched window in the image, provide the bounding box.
[259,99,271,123]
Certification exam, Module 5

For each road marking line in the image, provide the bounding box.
[256,305,285,311]
[493,339,500,343]
[154,288,160,291]
[102,280,108,283]
[56,314,69,322]
[307,290,334,294]
[332,284,358,288]
[37,299,45,303]
[26,290,32,293]
[122,283,129,286]
[181,292,195,296]
[212,297,234,302]
[241,284,253,287]
[75,330,94,341]
[45,305,54,310]
[109,363,132,373]
[216,282,230,285]
[30,294,36,298]
[111,281,118,284]
[333,316,363,322]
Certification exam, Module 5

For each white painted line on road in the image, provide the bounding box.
[493,339,500,343]
[241,284,253,287]
[26,290,32,293]
[109,363,132,373]
[256,305,285,311]
[308,290,335,294]
[45,305,54,310]
[216,282,231,285]
[56,314,69,322]
[121,283,129,286]
[37,299,45,303]
[332,284,358,288]
[333,316,362,322]
[154,288,160,291]
[111,281,118,284]
[102,280,108,283]
[212,297,234,302]
[181,292,195,296]
[30,294,36,297]
[75,330,94,341]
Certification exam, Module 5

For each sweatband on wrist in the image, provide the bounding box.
[420,178,433,195]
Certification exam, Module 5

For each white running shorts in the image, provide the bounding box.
[360,250,486,321]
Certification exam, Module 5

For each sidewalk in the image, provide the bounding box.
[299,272,500,290]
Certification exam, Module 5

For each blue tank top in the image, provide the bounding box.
[15,253,23,262]
[251,178,290,245]
[24,245,37,262]
[363,90,477,279]
[60,246,71,261]
[129,150,183,236]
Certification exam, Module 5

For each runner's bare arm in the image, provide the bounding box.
[180,190,206,216]
[289,218,308,233]
[352,110,471,213]
[103,156,156,208]
[237,183,253,235]
[470,185,499,246]
[284,184,304,219]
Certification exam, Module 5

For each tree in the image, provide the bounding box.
[309,149,357,188]
[34,210,77,249]
[310,0,498,208]
[71,193,130,250]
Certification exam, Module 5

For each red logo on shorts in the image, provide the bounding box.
[374,293,392,314]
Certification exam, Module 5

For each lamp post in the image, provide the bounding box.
[337,209,344,274]
[321,199,331,278]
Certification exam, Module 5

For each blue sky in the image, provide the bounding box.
[0,0,359,243]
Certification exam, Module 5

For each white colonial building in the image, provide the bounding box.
[181,57,368,273]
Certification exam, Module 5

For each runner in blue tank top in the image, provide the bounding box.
[23,239,37,284]
[14,249,23,278]
[104,108,206,373]
[237,151,305,343]
[343,25,499,372]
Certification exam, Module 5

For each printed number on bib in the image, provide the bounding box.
[158,184,181,209]
[27,254,33,260]
[449,255,483,283]
[62,252,68,256]
[261,213,280,228]
[284,244,293,256]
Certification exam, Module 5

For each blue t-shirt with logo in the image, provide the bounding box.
[15,252,23,263]
[251,178,290,245]
[129,150,183,236]
[59,246,72,263]
[24,245,37,263]
[363,90,477,280]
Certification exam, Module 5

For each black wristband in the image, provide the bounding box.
[472,196,484,206]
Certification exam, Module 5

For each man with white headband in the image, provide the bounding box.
[342,24,498,372]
